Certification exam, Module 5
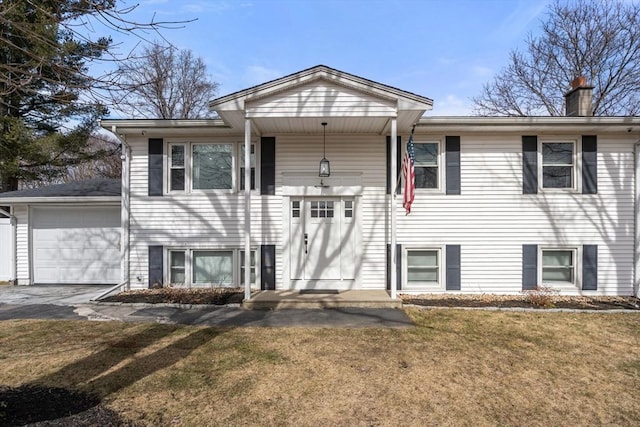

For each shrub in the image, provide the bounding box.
[522,286,560,308]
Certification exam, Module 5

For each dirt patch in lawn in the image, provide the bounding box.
[101,287,640,310]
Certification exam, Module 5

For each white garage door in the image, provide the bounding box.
[32,206,120,284]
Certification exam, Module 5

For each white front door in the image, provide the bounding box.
[289,197,356,288]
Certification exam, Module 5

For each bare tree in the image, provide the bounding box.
[473,0,640,116]
[110,44,219,119]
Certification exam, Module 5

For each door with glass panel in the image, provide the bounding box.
[289,198,356,284]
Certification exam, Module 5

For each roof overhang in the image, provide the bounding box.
[207,65,433,135]
[417,116,640,134]
[0,196,121,205]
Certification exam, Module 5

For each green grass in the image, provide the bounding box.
[0,309,639,426]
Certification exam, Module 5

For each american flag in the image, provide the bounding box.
[402,126,416,214]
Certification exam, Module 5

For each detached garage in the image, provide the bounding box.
[0,179,121,285]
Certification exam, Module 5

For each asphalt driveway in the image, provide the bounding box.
[0,285,413,328]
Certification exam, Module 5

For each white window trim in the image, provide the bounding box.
[413,140,444,193]
[165,140,260,194]
[164,248,259,288]
[402,245,444,291]
[539,246,581,290]
[238,141,259,192]
[168,143,186,193]
[538,138,581,193]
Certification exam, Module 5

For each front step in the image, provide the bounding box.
[242,290,402,310]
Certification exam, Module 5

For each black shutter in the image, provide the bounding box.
[522,136,538,194]
[582,135,597,194]
[260,137,276,195]
[446,136,461,195]
[522,244,538,290]
[582,245,598,290]
[148,138,163,196]
[445,245,461,290]
[386,136,402,195]
[260,245,276,290]
[148,245,163,288]
[386,243,402,290]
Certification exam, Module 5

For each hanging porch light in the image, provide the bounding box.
[319,122,330,177]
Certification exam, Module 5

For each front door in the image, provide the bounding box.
[290,197,356,287]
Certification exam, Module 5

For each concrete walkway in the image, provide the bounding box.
[0,285,413,328]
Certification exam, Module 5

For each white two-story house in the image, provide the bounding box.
[2,65,639,298]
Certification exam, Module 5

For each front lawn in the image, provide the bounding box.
[0,309,639,425]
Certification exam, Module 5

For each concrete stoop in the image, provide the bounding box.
[242,290,402,310]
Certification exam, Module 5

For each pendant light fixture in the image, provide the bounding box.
[319,122,330,177]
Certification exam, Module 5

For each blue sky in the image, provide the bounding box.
[106,0,552,116]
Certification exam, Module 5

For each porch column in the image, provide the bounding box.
[244,118,252,300]
[390,118,398,299]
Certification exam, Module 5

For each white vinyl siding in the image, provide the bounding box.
[246,81,395,118]
[125,132,635,296]
[0,217,13,281]
[397,133,634,295]
[14,205,29,285]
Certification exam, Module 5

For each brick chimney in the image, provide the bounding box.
[564,76,594,117]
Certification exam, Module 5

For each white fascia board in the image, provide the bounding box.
[100,119,230,136]
[211,66,433,113]
[417,116,640,133]
[0,196,121,204]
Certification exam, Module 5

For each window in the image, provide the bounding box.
[310,200,334,218]
[169,251,186,284]
[169,145,185,191]
[239,143,256,190]
[542,142,574,189]
[193,250,233,285]
[414,142,439,189]
[406,249,440,285]
[344,200,353,218]
[240,250,256,285]
[193,144,233,190]
[291,200,301,218]
[168,141,257,193]
[542,249,575,283]
[166,249,257,287]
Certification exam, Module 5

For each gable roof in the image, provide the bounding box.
[208,65,434,134]
[0,178,121,204]
[210,65,433,112]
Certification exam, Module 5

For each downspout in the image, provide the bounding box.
[0,207,16,285]
[111,125,131,291]
[633,141,640,298]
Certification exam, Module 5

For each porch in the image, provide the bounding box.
[242,289,402,310]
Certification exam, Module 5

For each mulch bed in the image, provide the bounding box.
[101,287,244,305]
[401,294,640,310]
[101,288,640,310]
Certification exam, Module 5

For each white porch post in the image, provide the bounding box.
[244,118,252,300]
[390,118,398,299]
